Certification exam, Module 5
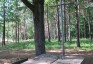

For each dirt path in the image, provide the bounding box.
[0,49,93,64]
[0,49,35,64]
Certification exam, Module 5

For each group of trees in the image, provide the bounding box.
[0,0,93,55]
[0,0,34,45]
[22,0,93,55]
[46,0,93,46]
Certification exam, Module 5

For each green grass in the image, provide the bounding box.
[1,38,93,51]
[6,40,35,50]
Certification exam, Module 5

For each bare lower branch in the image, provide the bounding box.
[21,0,34,12]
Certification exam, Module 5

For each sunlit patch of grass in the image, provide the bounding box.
[80,38,93,51]
[45,40,61,50]
[1,38,93,51]
[6,40,35,50]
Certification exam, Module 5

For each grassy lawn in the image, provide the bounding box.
[1,38,93,51]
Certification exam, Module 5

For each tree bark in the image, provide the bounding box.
[83,7,86,38]
[60,0,65,57]
[84,8,88,38]
[22,0,46,56]
[87,8,91,39]
[2,0,6,46]
[75,0,80,47]
[17,21,19,42]
[68,8,71,41]
[46,5,51,42]
[64,0,66,42]
[87,0,91,39]
[57,6,61,42]
[15,21,18,42]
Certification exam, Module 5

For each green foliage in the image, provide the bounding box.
[0,0,20,22]
[45,0,50,5]
[0,0,93,51]
[45,0,59,5]
[2,39,93,51]
[6,40,35,50]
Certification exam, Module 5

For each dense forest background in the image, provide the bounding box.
[0,0,93,53]
[1,0,93,63]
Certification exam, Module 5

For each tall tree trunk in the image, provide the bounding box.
[46,5,51,42]
[57,6,61,42]
[33,0,46,56]
[23,17,26,40]
[7,21,9,42]
[16,0,19,43]
[60,0,65,57]
[15,21,18,42]
[15,0,18,42]
[12,22,15,42]
[87,0,91,39]
[87,8,91,39]
[64,0,66,42]
[84,18,87,38]
[75,0,80,47]
[2,0,6,46]
[15,22,19,43]
[17,21,19,42]
[23,15,28,40]
[22,0,46,56]
[25,24,28,40]
[84,9,87,38]
[84,8,88,38]
[68,9,71,41]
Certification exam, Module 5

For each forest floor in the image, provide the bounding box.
[0,48,93,64]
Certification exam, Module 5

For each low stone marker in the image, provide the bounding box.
[52,56,84,64]
[22,54,58,64]
[22,54,84,64]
